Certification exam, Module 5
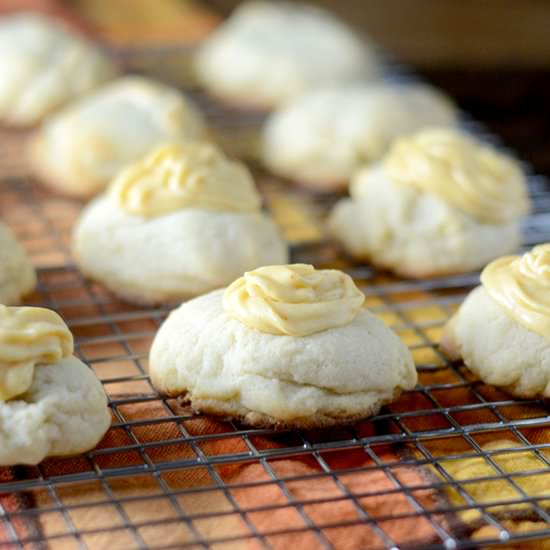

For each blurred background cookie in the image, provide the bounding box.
[194,1,379,110]
[0,12,116,127]
[262,83,457,192]
[28,76,206,197]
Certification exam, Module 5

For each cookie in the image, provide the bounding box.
[442,245,550,398]
[72,143,289,304]
[329,128,531,276]
[0,12,117,126]
[0,221,36,304]
[194,1,378,110]
[0,306,110,465]
[262,84,457,191]
[150,264,417,429]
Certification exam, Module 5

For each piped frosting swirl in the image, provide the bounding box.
[384,128,530,224]
[0,306,73,400]
[223,264,365,336]
[110,143,262,217]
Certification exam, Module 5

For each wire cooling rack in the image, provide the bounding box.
[2,52,550,550]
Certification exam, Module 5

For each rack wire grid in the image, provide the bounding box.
[1,46,550,550]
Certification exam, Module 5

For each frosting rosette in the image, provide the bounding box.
[110,142,261,217]
[223,264,365,336]
[384,128,530,224]
[0,306,73,400]
[481,244,550,339]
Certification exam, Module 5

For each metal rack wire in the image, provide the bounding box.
[1,50,550,550]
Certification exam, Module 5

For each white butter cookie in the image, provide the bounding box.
[0,306,110,465]
[0,12,117,127]
[28,76,205,197]
[262,84,457,191]
[329,128,531,276]
[72,143,289,304]
[150,264,417,429]
[195,1,378,110]
[442,245,550,398]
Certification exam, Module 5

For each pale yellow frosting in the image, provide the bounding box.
[481,244,550,339]
[384,128,530,224]
[223,264,365,336]
[0,306,73,400]
[110,143,262,217]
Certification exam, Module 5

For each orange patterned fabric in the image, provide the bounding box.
[1,400,440,549]
[2,389,550,547]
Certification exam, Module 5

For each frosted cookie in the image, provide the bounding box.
[0,221,36,304]
[28,76,206,197]
[150,264,417,429]
[329,128,531,277]
[194,1,378,110]
[0,12,117,127]
[0,306,111,465]
[72,143,289,305]
[262,84,457,191]
[442,245,550,398]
